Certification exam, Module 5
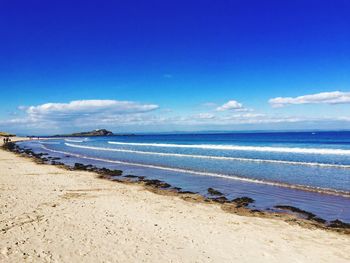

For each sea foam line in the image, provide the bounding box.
[65,138,88,143]
[40,144,350,198]
[38,141,61,145]
[108,141,350,155]
[65,139,84,143]
[65,143,350,169]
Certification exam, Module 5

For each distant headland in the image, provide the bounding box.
[52,129,135,137]
[53,129,114,137]
[0,131,16,137]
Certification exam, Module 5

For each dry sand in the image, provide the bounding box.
[1,138,350,262]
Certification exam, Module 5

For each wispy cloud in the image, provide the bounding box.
[26,100,158,117]
[195,113,215,119]
[269,91,350,108]
[186,112,303,125]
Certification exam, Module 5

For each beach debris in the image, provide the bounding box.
[207,187,224,196]
[274,205,326,223]
[328,219,350,229]
[178,190,196,194]
[97,167,123,176]
[2,142,16,151]
[74,163,90,170]
[51,161,64,166]
[250,209,262,213]
[210,196,229,203]
[124,175,138,178]
[73,163,122,176]
[232,197,255,207]
[140,179,171,189]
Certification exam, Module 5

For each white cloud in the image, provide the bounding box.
[2,97,350,134]
[26,100,158,117]
[269,91,350,108]
[0,99,159,131]
[170,112,308,126]
[196,113,215,119]
[216,100,244,111]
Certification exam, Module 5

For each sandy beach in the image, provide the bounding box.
[1,138,350,262]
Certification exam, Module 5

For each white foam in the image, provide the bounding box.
[108,141,350,155]
[38,141,61,145]
[65,139,84,143]
[65,138,89,143]
[65,143,350,169]
[40,144,350,197]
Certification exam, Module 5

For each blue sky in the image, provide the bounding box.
[1,0,350,135]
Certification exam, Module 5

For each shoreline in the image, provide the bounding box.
[5,139,350,234]
[40,142,350,199]
[1,138,350,262]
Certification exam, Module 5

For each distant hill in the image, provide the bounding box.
[55,129,114,137]
[0,132,16,137]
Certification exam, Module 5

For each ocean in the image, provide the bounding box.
[17,131,350,222]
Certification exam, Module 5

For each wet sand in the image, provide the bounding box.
[1,138,350,262]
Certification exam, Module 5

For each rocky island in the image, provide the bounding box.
[55,129,114,137]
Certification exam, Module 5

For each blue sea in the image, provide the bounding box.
[18,131,350,222]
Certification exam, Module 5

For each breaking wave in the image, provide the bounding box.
[65,143,350,169]
[40,144,350,198]
[108,141,350,155]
